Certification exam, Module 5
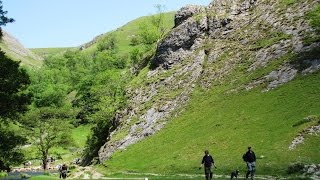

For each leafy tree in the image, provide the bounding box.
[135,4,166,45]
[23,107,74,170]
[0,0,14,38]
[0,54,31,118]
[25,62,75,170]
[0,0,30,171]
[0,125,26,171]
[81,70,128,164]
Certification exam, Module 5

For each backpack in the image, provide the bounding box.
[242,153,247,162]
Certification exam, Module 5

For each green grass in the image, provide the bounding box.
[31,47,74,58]
[29,175,59,180]
[0,43,43,68]
[101,70,320,177]
[82,11,175,58]
[71,124,91,148]
[303,5,320,45]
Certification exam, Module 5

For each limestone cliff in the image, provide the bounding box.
[98,0,320,162]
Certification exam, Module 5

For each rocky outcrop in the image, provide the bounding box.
[152,5,207,69]
[98,0,320,162]
[98,4,211,161]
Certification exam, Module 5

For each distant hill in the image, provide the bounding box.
[0,31,43,68]
[31,47,75,59]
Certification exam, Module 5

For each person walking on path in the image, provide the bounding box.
[200,150,216,180]
[59,163,68,179]
[242,146,256,180]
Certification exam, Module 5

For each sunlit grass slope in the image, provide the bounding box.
[104,71,320,176]
[82,11,175,56]
[31,47,74,59]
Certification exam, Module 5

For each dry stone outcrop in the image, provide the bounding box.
[98,0,320,162]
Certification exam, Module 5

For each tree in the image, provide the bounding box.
[0,0,14,38]
[0,126,26,171]
[25,66,75,170]
[0,53,31,118]
[81,70,128,165]
[23,107,74,170]
[0,0,31,171]
[135,4,166,45]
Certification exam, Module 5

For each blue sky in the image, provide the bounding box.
[2,0,212,48]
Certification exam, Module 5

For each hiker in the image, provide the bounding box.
[200,150,216,180]
[59,163,68,179]
[242,146,256,180]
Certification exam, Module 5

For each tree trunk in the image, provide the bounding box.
[42,151,48,170]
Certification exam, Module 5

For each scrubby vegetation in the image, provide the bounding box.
[1,0,320,179]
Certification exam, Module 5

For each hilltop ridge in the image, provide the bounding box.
[0,31,42,68]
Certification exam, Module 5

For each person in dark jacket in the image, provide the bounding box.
[200,150,216,180]
[59,163,68,179]
[242,147,256,180]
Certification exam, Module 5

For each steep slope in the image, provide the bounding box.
[0,31,42,68]
[97,0,320,177]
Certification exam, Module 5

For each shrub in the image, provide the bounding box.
[0,172,7,177]
[287,162,305,174]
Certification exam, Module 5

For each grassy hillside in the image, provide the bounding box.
[95,1,320,178]
[31,47,74,59]
[0,31,43,68]
[81,11,175,57]
[103,67,320,177]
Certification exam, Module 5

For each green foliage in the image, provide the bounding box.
[287,162,306,174]
[303,5,320,45]
[16,9,174,168]
[23,107,74,169]
[0,172,7,177]
[97,34,117,52]
[129,48,143,65]
[81,70,128,164]
[0,124,26,170]
[279,0,298,6]
[0,1,31,170]
[132,6,169,46]
[305,5,320,33]
[0,1,14,28]
[0,51,31,118]
[138,20,161,45]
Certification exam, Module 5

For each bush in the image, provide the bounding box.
[287,162,306,174]
[97,34,117,52]
[0,172,7,177]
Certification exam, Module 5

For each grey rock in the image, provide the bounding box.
[174,5,206,27]
[265,66,298,90]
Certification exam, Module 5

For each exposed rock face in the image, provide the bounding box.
[98,0,320,162]
[152,5,207,69]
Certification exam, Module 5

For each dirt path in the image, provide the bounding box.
[71,166,105,179]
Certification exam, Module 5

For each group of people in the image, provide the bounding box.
[200,146,256,180]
